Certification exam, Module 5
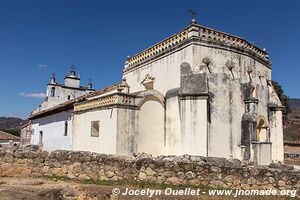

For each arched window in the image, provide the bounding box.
[257,115,268,142]
[50,87,55,97]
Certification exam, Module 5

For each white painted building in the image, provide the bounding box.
[27,20,284,165]
[29,69,94,151]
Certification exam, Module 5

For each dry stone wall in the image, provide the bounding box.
[0,146,300,192]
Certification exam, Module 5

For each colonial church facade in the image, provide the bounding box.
[24,20,284,165]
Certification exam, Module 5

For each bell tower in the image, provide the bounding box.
[64,65,80,88]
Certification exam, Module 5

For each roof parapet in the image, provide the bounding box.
[124,22,270,72]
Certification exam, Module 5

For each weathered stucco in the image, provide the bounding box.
[120,21,283,164]
[73,108,118,154]
[26,20,284,165]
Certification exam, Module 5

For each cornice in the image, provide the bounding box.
[124,23,271,73]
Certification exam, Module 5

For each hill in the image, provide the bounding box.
[0,117,28,136]
[284,98,300,141]
[290,98,300,110]
[0,117,28,130]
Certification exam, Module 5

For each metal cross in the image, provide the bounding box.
[187,9,197,20]
[71,64,76,71]
[51,72,56,78]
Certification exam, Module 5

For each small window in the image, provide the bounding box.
[64,121,68,136]
[39,131,43,146]
[50,87,55,97]
[68,95,71,100]
[91,121,100,137]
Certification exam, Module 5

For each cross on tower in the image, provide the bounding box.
[71,65,76,71]
[187,9,197,21]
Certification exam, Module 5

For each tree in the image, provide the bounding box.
[0,128,20,137]
[271,80,291,122]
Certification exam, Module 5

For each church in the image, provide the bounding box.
[23,19,284,165]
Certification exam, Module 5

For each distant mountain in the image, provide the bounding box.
[284,98,300,141]
[0,117,28,130]
[290,98,300,110]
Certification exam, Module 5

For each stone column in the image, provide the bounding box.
[241,98,258,160]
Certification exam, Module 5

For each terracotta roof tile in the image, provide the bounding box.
[30,83,122,119]
[284,141,300,146]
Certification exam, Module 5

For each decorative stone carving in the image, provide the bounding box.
[125,29,188,69]
[202,57,211,66]
[117,78,130,93]
[202,57,212,74]
[247,66,254,81]
[257,72,264,79]
[251,83,257,98]
[141,74,155,90]
[226,60,235,70]
[74,94,134,112]
[247,66,253,74]
[74,96,118,111]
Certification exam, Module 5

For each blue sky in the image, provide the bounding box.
[0,0,299,118]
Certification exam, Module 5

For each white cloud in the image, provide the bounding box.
[37,64,49,68]
[19,92,46,98]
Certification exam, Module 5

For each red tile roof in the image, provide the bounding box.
[284,141,300,146]
[30,83,121,119]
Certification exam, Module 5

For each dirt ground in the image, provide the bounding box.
[0,177,297,200]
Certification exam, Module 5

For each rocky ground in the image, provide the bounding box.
[0,177,297,200]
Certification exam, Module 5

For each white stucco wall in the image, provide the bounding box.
[124,45,194,96]
[33,80,93,115]
[116,108,138,155]
[72,108,117,154]
[180,97,207,156]
[269,110,284,162]
[138,100,165,155]
[31,111,72,151]
[190,44,271,159]
[124,41,275,160]
[45,86,87,107]
[165,96,181,155]
[251,142,272,165]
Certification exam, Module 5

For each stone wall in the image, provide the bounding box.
[1,147,300,192]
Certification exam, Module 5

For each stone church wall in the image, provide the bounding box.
[0,147,299,193]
